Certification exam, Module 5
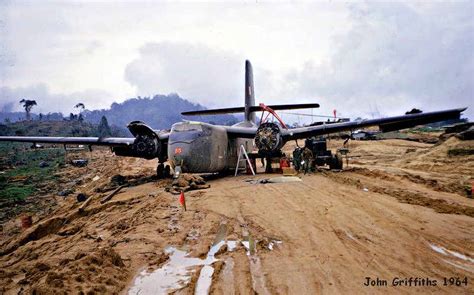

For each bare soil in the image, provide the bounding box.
[1,137,473,294]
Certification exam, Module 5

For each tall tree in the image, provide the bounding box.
[74,103,85,112]
[97,115,111,137]
[19,99,37,121]
[74,103,85,122]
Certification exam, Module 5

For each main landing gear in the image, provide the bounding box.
[157,163,171,179]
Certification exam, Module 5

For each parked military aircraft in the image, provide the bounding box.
[0,60,466,177]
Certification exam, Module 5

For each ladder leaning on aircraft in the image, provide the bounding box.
[0,60,467,178]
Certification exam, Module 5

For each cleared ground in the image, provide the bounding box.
[0,137,473,294]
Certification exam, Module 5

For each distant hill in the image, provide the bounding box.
[0,120,125,137]
[1,94,239,132]
[82,94,239,130]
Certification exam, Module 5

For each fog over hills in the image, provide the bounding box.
[0,94,239,131]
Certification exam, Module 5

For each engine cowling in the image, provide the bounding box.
[113,121,162,160]
[254,122,284,156]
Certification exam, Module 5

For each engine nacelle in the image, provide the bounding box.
[254,122,284,157]
[113,121,162,160]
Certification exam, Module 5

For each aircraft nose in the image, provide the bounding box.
[170,144,190,167]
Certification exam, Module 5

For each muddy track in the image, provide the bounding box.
[324,170,474,218]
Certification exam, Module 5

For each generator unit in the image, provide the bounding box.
[304,136,343,170]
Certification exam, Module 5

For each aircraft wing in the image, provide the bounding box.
[0,136,135,146]
[224,126,259,138]
[281,108,466,140]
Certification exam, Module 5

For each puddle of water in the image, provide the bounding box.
[430,244,447,255]
[227,240,238,251]
[445,249,474,263]
[246,176,302,184]
[129,240,238,295]
[241,240,250,253]
[268,240,283,250]
[128,246,204,295]
[345,231,357,242]
[429,244,474,263]
[241,237,273,295]
[267,176,302,183]
[195,265,215,295]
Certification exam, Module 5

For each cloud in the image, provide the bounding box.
[1,1,472,121]
[280,2,473,119]
[124,42,247,108]
[0,84,115,114]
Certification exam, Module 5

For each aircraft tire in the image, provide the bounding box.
[157,163,165,179]
[164,165,171,178]
[335,153,343,170]
[329,154,343,170]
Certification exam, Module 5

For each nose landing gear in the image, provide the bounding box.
[157,163,171,179]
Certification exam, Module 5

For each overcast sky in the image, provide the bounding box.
[1,0,473,122]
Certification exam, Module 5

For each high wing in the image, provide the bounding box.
[0,121,170,160]
[0,136,135,146]
[0,120,170,147]
[222,108,466,140]
[224,125,258,139]
[281,107,466,140]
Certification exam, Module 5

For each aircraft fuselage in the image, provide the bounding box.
[167,121,254,173]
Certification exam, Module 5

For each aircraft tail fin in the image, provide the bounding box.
[245,60,256,123]
[181,60,320,118]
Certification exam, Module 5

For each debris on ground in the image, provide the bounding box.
[165,174,210,194]
[246,176,302,184]
[100,185,127,204]
[70,159,88,167]
[58,189,74,197]
[38,161,49,168]
[95,174,155,193]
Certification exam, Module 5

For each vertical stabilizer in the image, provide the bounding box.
[245,60,256,123]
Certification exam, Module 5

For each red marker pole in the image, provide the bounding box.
[179,191,187,211]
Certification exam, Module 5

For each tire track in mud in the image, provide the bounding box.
[324,170,474,218]
[351,166,471,197]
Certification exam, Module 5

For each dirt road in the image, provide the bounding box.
[0,137,473,294]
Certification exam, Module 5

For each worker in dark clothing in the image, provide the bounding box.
[293,147,303,171]
[302,147,313,174]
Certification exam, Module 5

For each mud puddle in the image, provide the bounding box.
[128,240,237,294]
[429,243,474,263]
[240,233,282,295]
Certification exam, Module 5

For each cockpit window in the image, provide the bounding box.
[172,123,203,132]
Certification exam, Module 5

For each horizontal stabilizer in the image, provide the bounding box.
[182,103,320,116]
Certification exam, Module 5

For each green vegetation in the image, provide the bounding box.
[0,120,120,203]
[0,142,64,201]
[0,120,110,137]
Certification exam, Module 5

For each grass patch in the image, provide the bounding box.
[0,143,65,201]
[0,185,35,201]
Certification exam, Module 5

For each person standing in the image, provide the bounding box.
[302,147,313,174]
